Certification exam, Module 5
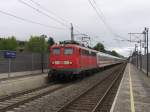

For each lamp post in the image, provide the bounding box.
[139,40,142,70]
[145,28,149,76]
[41,35,47,73]
[135,44,138,68]
[143,28,149,76]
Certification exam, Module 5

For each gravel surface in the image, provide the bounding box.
[10,66,119,112]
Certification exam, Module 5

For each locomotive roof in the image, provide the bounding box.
[51,44,98,52]
[97,52,122,59]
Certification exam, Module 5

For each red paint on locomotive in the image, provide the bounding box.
[49,44,98,71]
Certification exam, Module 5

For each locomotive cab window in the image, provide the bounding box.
[53,48,60,55]
[81,49,89,56]
[64,48,73,55]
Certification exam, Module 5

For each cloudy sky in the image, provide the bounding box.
[0,0,150,56]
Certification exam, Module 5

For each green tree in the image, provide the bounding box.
[93,42,123,58]
[26,35,48,53]
[47,37,55,47]
[0,36,18,51]
[93,42,106,52]
[111,50,120,57]
[0,38,4,50]
[16,41,27,52]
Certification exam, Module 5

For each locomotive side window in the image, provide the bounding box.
[81,50,85,55]
[91,52,96,56]
[81,50,96,56]
[85,50,89,55]
[81,49,89,56]
[64,48,73,55]
[53,48,60,55]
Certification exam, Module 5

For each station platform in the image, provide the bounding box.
[111,63,150,112]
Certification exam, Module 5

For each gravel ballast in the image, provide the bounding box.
[11,66,119,112]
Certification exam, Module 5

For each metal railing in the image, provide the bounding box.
[130,54,149,76]
[0,51,49,77]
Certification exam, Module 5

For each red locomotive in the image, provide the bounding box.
[48,42,123,79]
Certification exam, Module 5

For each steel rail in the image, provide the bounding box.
[0,83,70,112]
[0,82,54,102]
[56,64,124,112]
[91,63,126,112]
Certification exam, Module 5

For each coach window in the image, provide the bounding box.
[53,48,60,55]
[64,48,73,55]
[80,49,84,55]
[91,52,96,56]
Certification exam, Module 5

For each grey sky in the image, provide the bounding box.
[0,0,150,56]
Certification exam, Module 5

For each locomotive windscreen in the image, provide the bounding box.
[53,48,60,55]
[64,48,73,55]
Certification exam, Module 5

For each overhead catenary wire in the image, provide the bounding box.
[92,0,121,37]
[17,0,91,41]
[0,0,125,51]
[27,0,87,34]
[29,0,69,24]
[92,0,107,25]
[26,0,107,39]
[20,0,96,37]
[18,0,70,29]
[87,0,113,34]
[28,0,83,34]
[0,10,66,30]
[87,0,126,39]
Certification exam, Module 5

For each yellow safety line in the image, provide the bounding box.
[129,64,135,112]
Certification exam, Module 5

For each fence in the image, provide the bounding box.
[0,51,49,75]
[130,53,150,74]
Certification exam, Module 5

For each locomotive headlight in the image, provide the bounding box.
[52,61,60,64]
[55,61,60,64]
[64,61,69,64]
[64,61,72,65]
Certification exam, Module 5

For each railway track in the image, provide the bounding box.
[56,63,126,112]
[91,64,126,112]
[0,82,54,102]
[0,63,126,112]
[0,82,70,112]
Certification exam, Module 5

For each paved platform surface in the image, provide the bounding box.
[0,69,48,80]
[0,73,47,98]
[111,63,150,112]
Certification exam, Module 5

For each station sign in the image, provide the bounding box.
[4,51,16,58]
